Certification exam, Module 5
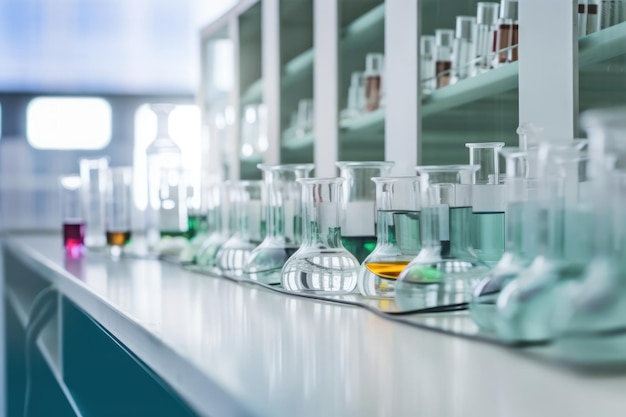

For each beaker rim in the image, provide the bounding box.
[415,164,479,173]
[297,177,345,185]
[336,161,395,169]
[226,179,264,187]
[371,176,419,184]
[465,142,505,148]
[257,163,315,172]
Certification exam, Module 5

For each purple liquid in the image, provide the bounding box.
[63,222,85,257]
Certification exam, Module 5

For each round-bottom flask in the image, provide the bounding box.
[395,166,490,310]
[215,181,265,276]
[282,178,359,294]
[243,164,314,284]
[358,177,421,298]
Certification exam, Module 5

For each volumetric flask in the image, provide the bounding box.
[282,178,359,294]
[337,161,395,263]
[60,175,85,258]
[196,183,231,268]
[466,142,506,266]
[243,164,314,284]
[470,148,540,330]
[80,157,109,249]
[358,177,421,299]
[215,181,265,276]
[395,165,490,310]
[105,167,133,258]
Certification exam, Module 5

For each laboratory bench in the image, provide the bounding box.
[2,234,626,417]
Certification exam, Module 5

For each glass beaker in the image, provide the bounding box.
[395,165,490,310]
[495,142,592,343]
[358,177,421,299]
[469,148,540,330]
[59,175,85,258]
[281,178,359,294]
[146,103,185,248]
[243,164,314,284]
[466,142,506,266]
[581,107,626,169]
[336,161,395,263]
[105,167,133,258]
[215,181,265,276]
[195,182,231,268]
[80,157,109,249]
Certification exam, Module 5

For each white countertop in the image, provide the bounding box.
[4,234,626,417]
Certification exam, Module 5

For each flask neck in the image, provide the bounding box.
[300,181,345,249]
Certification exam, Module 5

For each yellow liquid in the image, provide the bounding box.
[364,261,410,280]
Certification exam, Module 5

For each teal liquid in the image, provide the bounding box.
[342,236,377,263]
[472,212,505,265]
[392,210,421,256]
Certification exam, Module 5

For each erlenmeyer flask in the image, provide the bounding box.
[336,161,395,263]
[358,177,421,298]
[282,178,359,294]
[395,165,489,310]
[215,181,265,275]
[243,164,314,284]
[195,182,231,267]
[466,142,505,266]
[495,142,592,343]
[470,148,540,330]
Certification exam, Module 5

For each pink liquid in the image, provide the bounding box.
[63,222,85,257]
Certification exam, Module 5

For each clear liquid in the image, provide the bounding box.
[244,246,299,285]
[216,239,262,275]
[472,212,505,265]
[342,236,377,264]
[281,249,359,294]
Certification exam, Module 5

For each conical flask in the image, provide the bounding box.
[336,161,395,263]
[281,178,359,294]
[195,182,231,267]
[358,177,421,298]
[395,165,490,310]
[215,181,265,275]
[243,164,314,284]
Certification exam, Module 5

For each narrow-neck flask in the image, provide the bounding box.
[243,164,314,284]
[281,178,359,294]
[215,181,265,276]
[146,104,187,247]
[466,142,505,265]
[358,177,421,298]
[196,182,231,268]
[336,161,395,263]
[395,165,489,310]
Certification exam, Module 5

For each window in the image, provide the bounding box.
[26,97,112,150]
[134,104,201,210]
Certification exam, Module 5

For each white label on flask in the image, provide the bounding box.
[344,201,375,237]
[438,204,450,241]
[473,184,506,212]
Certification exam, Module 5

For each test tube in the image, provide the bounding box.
[435,29,454,88]
[105,167,133,257]
[364,53,384,112]
[59,175,85,257]
[453,16,478,83]
[475,3,500,74]
[420,35,437,94]
[80,157,109,249]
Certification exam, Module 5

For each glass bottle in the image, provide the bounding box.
[494,0,519,66]
[195,182,231,268]
[466,142,505,266]
[586,0,600,34]
[435,29,454,88]
[358,177,421,299]
[281,178,359,294]
[215,181,265,276]
[470,148,540,330]
[336,161,395,263]
[243,164,315,284]
[475,2,500,74]
[146,104,187,248]
[578,1,588,37]
[343,72,366,119]
[364,53,384,112]
[420,35,437,94]
[452,16,477,83]
[395,165,489,310]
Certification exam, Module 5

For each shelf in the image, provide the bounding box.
[579,21,626,67]
[342,3,384,41]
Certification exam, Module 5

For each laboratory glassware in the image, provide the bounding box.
[196,183,231,268]
[452,16,477,83]
[79,156,108,249]
[344,72,366,118]
[466,142,505,265]
[435,29,454,88]
[494,0,519,65]
[243,164,314,284]
[364,53,384,112]
[105,167,133,258]
[586,0,600,34]
[475,2,499,74]
[358,177,421,299]
[470,149,540,330]
[60,175,85,257]
[495,142,592,343]
[215,181,265,276]
[395,165,489,310]
[282,178,359,294]
[336,161,395,263]
[146,103,186,247]
[581,107,626,169]
[420,35,437,94]
[296,99,314,137]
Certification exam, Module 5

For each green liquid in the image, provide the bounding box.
[342,236,377,263]
[187,214,205,240]
[388,210,421,255]
[472,212,505,264]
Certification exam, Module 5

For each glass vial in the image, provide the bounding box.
[146,104,186,247]
[336,161,395,263]
[358,177,421,299]
[105,167,133,258]
[79,157,109,249]
[452,16,477,83]
[587,0,600,34]
[475,2,500,74]
[364,53,384,112]
[243,164,314,284]
[435,29,454,88]
[59,175,85,258]
[281,178,359,294]
[494,0,519,66]
[420,35,437,94]
[344,72,366,118]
